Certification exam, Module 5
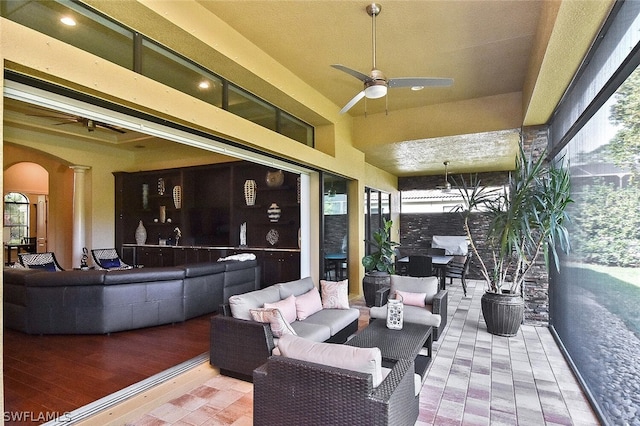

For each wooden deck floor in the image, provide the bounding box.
[2,314,211,424]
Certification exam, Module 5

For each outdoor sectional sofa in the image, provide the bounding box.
[210,276,360,381]
[3,259,259,334]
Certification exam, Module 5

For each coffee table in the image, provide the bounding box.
[345,320,432,381]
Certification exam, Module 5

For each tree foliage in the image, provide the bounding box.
[569,181,640,267]
[609,68,640,182]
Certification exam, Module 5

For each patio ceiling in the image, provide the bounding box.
[2,1,614,177]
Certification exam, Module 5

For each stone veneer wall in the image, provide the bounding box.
[398,126,551,326]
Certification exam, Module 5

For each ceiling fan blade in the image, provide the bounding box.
[339,91,366,114]
[331,64,371,82]
[96,122,126,134]
[388,77,454,88]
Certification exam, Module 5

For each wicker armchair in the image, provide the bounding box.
[91,248,133,270]
[372,275,448,341]
[18,252,64,271]
[445,253,472,296]
[253,355,419,426]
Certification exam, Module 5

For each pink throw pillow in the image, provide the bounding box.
[295,288,323,320]
[320,279,350,309]
[395,289,427,308]
[264,294,297,323]
[250,308,297,337]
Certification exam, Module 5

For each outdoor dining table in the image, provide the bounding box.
[397,255,454,290]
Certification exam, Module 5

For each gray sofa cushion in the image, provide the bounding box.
[289,321,332,342]
[276,276,315,299]
[302,307,360,335]
[229,285,281,320]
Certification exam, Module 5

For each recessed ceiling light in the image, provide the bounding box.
[198,81,210,90]
[60,16,77,26]
[411,86,425,91]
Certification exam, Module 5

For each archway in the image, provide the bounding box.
[4,161,51,259]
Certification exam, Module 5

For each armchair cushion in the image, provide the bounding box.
[295,288,323,320]
[395,289,427,307]
[264,294,297,323]
[28,262,56,272]
[277,334,383,387]
[102,258,121,269]
[391,275,439,304]
[320,279,349,309]
[369,304,441,329]
[250,308,297,337]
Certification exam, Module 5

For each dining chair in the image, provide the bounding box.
[445,253,472,296]
[407,255,432,277]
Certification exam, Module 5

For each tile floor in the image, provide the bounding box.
[128,279,600,426]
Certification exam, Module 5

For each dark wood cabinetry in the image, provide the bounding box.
[136,246,174,267]
[260,250,300,287]
[114,161,301,285]
[231,164,300,249]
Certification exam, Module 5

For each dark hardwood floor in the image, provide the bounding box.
[3,314,212,423]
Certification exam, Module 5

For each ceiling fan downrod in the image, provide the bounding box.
[366,3,381,71]
[443,161,452,191]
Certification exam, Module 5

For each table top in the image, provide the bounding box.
[345,320,432,361]
[398,255,453,266]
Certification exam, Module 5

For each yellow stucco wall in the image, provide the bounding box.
[1,3,397,291]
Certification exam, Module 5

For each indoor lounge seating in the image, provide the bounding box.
[369,275,448,341]
[3,259,259,334]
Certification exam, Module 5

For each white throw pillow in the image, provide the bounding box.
[278,334,383,387]
[320,279,350,309]
[295,288,323,320]
[264,294,297,323]
[250,308,297,337]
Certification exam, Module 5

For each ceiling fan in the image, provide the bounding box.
[436,161,452,192]
[332,3,453,114]
[28,109,126,134]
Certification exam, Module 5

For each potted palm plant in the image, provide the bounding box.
[455,143,572,336]
[362,219,399,307]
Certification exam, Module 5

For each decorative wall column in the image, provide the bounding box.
[70,165,91,268]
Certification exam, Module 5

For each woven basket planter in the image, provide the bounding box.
[362,272,391,307]
[481,291,524,337]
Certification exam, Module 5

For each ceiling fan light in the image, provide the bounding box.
[411,86,425,91]
[364,84,387,99]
